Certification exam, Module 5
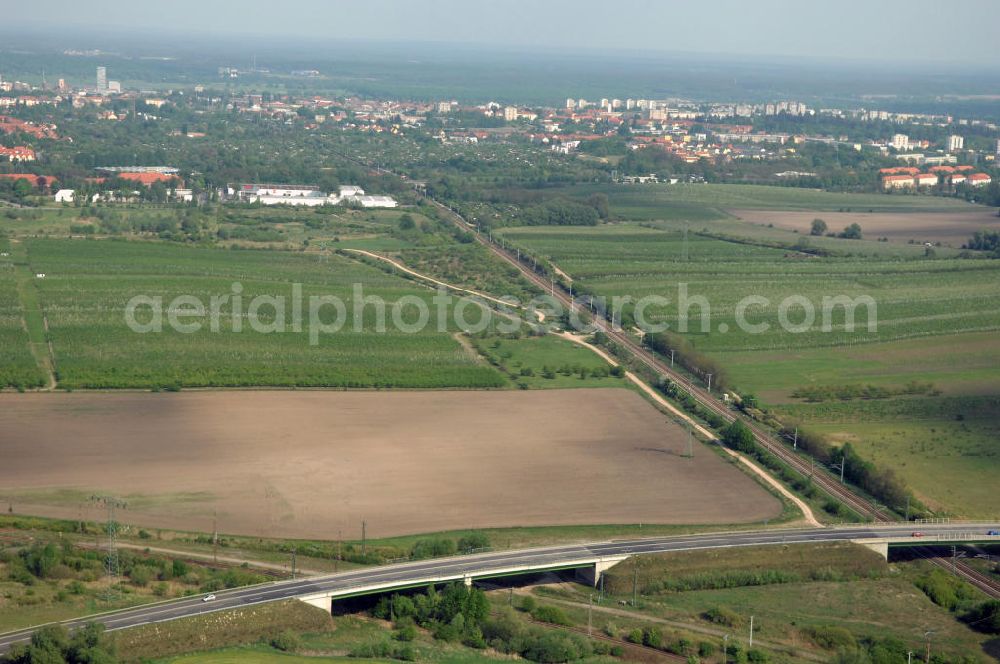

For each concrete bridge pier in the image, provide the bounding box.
[301,595,333,613]
[854,539,889,560]
[575,556,629,587]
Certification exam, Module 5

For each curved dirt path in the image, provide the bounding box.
[555,332,820,528]
[341,248,521,308]
[341,248,545,325]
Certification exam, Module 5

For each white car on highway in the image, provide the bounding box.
[202,594,216,602]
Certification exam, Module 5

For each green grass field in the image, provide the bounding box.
[163,652,346,664]
[397,244,539,301]
[116,599,334,662]
[222,206,437,248]
[160,613,613,664]
[20,238,506,389]
[470,333,627,389]
[0,207,83,235]
[536,546,992,661]
[609,576,987,658]
[776,396,1000,516]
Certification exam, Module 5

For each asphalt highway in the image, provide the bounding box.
[2,523,997,653]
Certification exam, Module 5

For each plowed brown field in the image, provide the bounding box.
[0,389,780,538]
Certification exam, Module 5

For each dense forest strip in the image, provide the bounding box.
[10,241,56,390]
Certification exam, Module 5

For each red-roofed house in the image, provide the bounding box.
[882,175,915,190]
[967,173,992,187]
[0,115,57,139]
[915,173,939,187]
[880,166,920,176]
[0,146,35,162]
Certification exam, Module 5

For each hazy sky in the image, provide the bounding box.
[6,0,1000,63]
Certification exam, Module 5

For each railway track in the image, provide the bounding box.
[429,198,889,521]
[914,547,1000,598]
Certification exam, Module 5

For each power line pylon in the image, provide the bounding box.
[90,495,127,603]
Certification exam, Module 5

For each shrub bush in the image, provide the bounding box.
[703,607,740,627]
[531,605,571,626]
[270,629,301,652]
[803,624,856,650]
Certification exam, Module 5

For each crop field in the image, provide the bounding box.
[0,389,782,538]
[500,223,1000,355]
[732,207,1000,246]
[718,331,1000,403]
[546,183,980,221]
[499,221,1000,516]
[0,239,46,389]
[640,216,966,259]
[19,238,506,389]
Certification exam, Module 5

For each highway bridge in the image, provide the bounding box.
[2,523,997,654]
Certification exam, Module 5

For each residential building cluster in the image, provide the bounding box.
[0,146,35,162]
[0,115,58,139]
[879,165,991,189]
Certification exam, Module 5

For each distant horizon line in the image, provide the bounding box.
[1,22,997,75]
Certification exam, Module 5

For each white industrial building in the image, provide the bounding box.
[355,195,398,208]
[228,183,396,208]
[232,183,336,206]
[338,185,365,198]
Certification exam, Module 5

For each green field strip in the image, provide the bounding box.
[10,242,56,389]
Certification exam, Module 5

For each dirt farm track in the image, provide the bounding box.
[0,390,780,539]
